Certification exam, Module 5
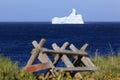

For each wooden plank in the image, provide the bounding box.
[31,40,53,66]
[55,67,97,72]
[25,39,46,68]
[79,44,88,53]
[52,43,74,68]
[25,62,51,72]
[32,39,46,49]
[38,53,54,67]
[42,49,87,56]
[38,53,57,77]
[31,41,57,77]
[81,57,96,67]
[70,44,96,67]
[70,43,88,55]
[52,42,69,65]
[69,44,88,78]
[70,44,88,64]
[45,42,69,78]
[27,39,56,76]
[52,43,82,78]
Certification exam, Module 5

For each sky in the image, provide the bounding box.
[0,0,120,22]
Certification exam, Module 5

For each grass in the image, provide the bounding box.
[91,54,120,80]
[0,55,36,80]
[0,54,120,80]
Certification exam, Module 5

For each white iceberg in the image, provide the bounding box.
[52,8,84,24]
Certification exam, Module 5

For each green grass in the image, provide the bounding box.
[0,54,120,80]
[0,55,36,80]
[90,54,120,80]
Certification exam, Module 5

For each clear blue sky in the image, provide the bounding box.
[0,0,120,22]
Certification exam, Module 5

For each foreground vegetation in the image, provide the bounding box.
[0,54,120,80]
[91,54,120,80]
[0,55,36,80]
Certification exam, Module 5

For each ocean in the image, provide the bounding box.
[0,22,120,67]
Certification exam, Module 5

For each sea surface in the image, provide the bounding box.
[0,22,120,67]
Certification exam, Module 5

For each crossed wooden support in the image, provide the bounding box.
[24,38,97,78]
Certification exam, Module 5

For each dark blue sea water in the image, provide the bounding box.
[0,22,120,67]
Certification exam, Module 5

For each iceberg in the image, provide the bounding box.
[52,8,84,24]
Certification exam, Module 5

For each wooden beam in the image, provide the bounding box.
[79,44,88,53]
[81,57,96,67]
[52,43,82,79]
[70,44,88,64]
[32,39,46,49]
[25,62,51,72]
[70,44,96,67]
[70,43,88,55]
[55,67,97,72]
[42,49,87,57]
[45,42,69,78]
[25,38,46,68]
[52,43,74,68]
[52,42,69,65]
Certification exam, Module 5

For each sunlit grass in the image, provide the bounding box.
[91,53,120,80]
[0,55,36,80]
[0,53,120,80]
